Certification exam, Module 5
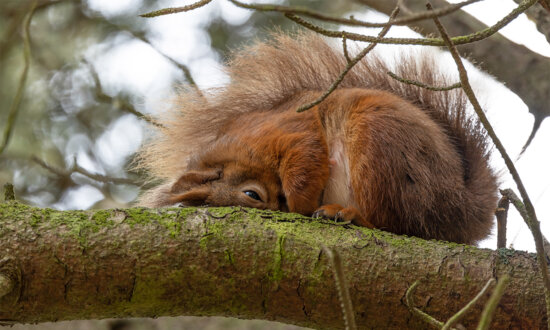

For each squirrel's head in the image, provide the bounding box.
[166,141,289,212]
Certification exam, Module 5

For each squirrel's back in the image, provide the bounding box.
[138,32,498,244]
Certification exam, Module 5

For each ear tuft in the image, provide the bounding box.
[170,169,222,194]
[168,187,211,206]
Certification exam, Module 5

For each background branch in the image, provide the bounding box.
[32,156,139,186]
[0,1,37,155]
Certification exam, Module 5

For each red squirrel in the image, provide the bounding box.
[138,32,498,245]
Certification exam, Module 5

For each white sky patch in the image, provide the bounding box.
[145,8,216,64]
[86,0,143,18]
[219,0,253,26]
[447,0,550,57]
[95,114,143,169]
[189,57,230,89]
[53,185,104,210]
[88,37,180,102]
[75,149,103,175]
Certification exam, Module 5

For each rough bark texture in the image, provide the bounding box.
[0,201,546,329]
[358,0,550,135]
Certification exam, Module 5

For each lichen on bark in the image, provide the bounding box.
[0,201,546,329]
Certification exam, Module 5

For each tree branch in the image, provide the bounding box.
[0,1,37,155]
[140,0,213,17]
[430,5,550,325]
[31,156,139,186]
[287,0,537,46]
[0,202,546,328]
[228,0,482,28]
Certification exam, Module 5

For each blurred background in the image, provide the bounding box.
[0,0,360,209]
[0,0,549,327]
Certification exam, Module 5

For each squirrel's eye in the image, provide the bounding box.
[244,190,262,202]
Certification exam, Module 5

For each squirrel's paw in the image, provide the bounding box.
[312,204,374,228]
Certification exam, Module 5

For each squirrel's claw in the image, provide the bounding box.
[313,204,374,228]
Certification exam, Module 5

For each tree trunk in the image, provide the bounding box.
[0,201,546,329]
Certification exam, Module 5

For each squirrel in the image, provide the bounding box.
[137,32,498,245]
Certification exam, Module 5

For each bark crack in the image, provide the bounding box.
[296,279,309,317]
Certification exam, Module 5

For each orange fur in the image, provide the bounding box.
[137,32,498,245]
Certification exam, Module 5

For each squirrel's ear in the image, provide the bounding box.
[168,187,211,206]
[170,168,222,194]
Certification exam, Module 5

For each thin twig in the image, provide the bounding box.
[323,247,357,330]
[342,34,351,64]
[496,196,510,249]
[107,25,202,96]
[387,71,461,91]
[32,156,138,186]
[405,281,445,328]
[140,0,213,17]
[84,61,164,128]
[442,279,495,330]
[295,6,400,113]
[429,3,550,326]
[286,0,538,47]
[476,275,510,330]
[229,0,481,28]
[500,189,550,258]
[0,1,37,155]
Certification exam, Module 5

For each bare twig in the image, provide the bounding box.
[286,0,538,46]
[323,247,357,330]
[0,1,37,155]
[342,34,351,64]
[140,0,213,17]
[406,279,496,329]
[405,281,445,328]
[429,3,550,325]
[73,8,202,91]
[32,156,138,186]
[295,6,400,113]
[84,61,163,128]
[442,279,495,330]
[387,71,461,91]
[500,189,550,258]
[229,0,481,28]
[496,196,510,249]
[476,275,510,330]
[100,23,202,96]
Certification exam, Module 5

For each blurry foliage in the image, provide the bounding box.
[0,0,355,210]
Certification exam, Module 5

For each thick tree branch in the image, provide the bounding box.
[0,202,546,328]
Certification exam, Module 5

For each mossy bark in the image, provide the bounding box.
[0,201,546,329]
